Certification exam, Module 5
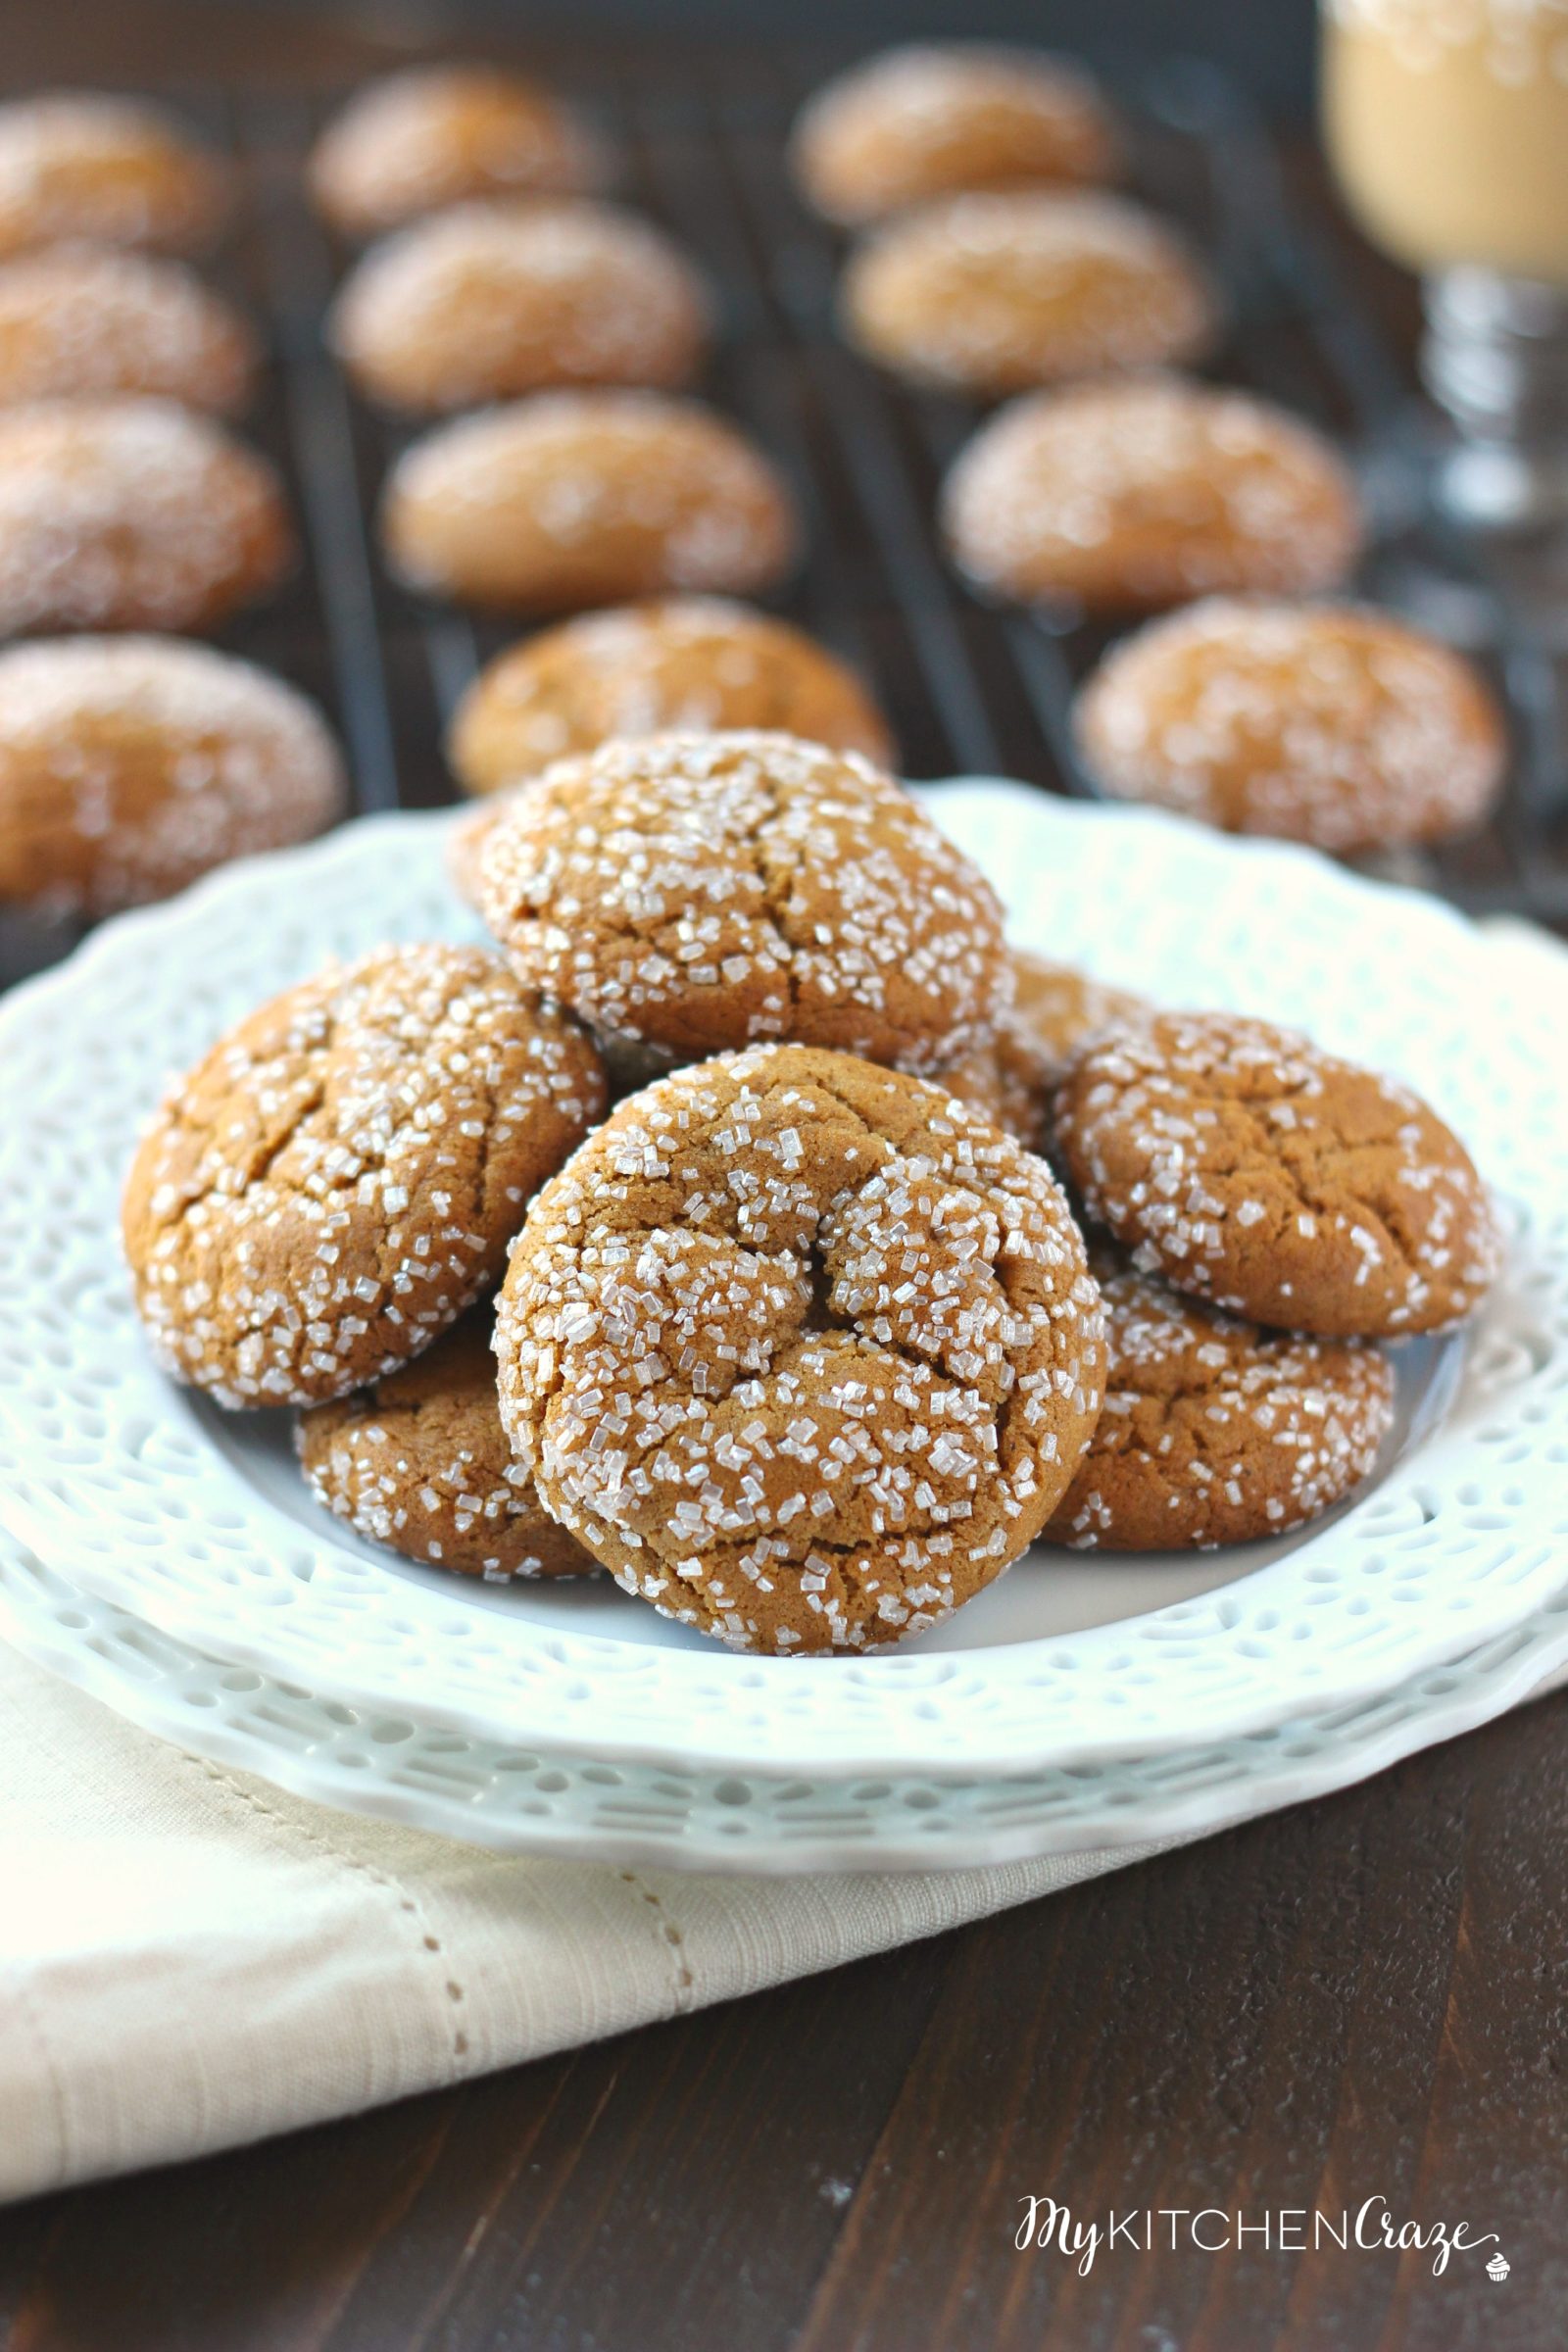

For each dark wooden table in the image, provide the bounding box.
[1,8,1565,2347]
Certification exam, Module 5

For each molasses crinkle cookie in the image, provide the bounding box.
[1047,1249,1395,1549]
[933,952,1147,1150]
[495,1044,1106,1652]
[0,248,257,414]
[0,92,230,258]
[297,1314,597,1581]
[475,729,1011,1073]
[122,943,607,1408]
[1054,1012,1500,1338]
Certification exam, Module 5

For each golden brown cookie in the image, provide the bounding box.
[309,65,608,240]
[449,597,893,795]
[0,399,292,635]
[0,636,343,917]
[791,45,1118,227]
[0,248,256,414]
[495,1043,1106,1652]
[1047,1248,1395,1548]
[943,377,1362,615]
[1054,1011,1500,1338]
[122,943,607,1408]
[476,729,1010,1074]
[841,191,1217,397]
[330,200,710,415]
[382,392,799,614]
[934,952,1148,1151]
[1075,598,1508,853]
[296,1313,596,1581]
[0,92,230,258]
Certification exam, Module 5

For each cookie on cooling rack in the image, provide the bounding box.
[0,399,292,635]
[382,392,800,614]
[122,943,607,1409]
[1074,598,1508,854]
[841,190,1217,397]
[448,597,893,795]
[0,91,230,258]
[0,636,343,917]
[1047,1247,1395,1549]
[474,729,1010,1074]
[494,1042,1106,1652]
[942,376,1362,614]
[1054,1010,1500,1338]
[310,64,608,240]
[791,44,1118,226]
[0,248,256,414]
[330,200,710,415]
[297,1312,597,1581]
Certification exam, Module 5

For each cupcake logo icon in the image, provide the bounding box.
[1487,2251,1510,2283]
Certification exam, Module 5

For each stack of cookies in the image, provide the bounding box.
[121,728,1500,1656]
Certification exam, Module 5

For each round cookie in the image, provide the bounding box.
[0,248,257,414]
[297,1313,597,1581]
[943,377,1362,615]
[0,399,292,635]
[382,392,799,614]
[0,636,344,917]
[475,729,1010,1074]
[495,1043,1106,1652]
[1075,598,1508,853]
[1046,1248,1395,1549]
[310,65,608,240]
[791,44,1118,228]
[449,597,893,795]
[0,92,229,259]
[841,191,1217,398]
[122,943,607,1409]
[933,953,1148,1152]
[1054,1011,1499,1338]
[330,200,710,415]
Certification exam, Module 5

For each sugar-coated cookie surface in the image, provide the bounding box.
[1055,1012,1499,1338]
[1048,1248,1395,1548]
[0,636,343,916]
[792,44,1118,227]
[943,377,1362,614]
[0,248,256,414]
[1075,598,1508,853]
[933,953,1145,1150]
[495,1044,1105,1652]
[296,1313,597,1581]
[122,943,607,1408]
[449,597,893,795]
[842,191,1216,397]
[476,730,1010,1073]
[0,92,230,258]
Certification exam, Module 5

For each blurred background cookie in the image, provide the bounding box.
[842,191,1217,397]
[0,635,343,917]
[0,247,257,414]
[0,399,292,635]
[1075,598,1508,853]
[310,64,608,239]
[330,200,710,414]
[382,392,800,613]
[792,44,1118,227]
[0,91,229,258]
[449,598,892,795]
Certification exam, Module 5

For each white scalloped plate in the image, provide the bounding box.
[2,1528,1564,1874]
[1,784,1565,1780]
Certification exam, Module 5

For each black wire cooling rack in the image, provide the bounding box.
[13,48,1568,986]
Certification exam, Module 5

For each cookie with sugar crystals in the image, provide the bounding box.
[0,91,229,258]
[122,943,607,1408]
[937,951,1148,1151]
[495,1043,1105,1653]
[1047,1248,1395,1548]
[0,248,256,414]
[297,1313,597,1581]
[475,729,1011,1075]
[1054,1011,1499,1338]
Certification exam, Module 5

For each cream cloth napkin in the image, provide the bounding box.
[4,920,1565,2206]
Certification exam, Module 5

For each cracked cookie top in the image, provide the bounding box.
[1054,1011,1499,1338]
[475,730,1011,1074]
[1048,1247,1395,1548]
[122,942,607,1407]
[296,1311,597,1581]
[495,1043,1105,1653]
